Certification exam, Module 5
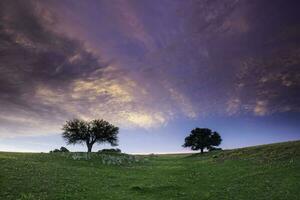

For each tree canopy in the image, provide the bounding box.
[183,128,222,153]
[62,119,119,152]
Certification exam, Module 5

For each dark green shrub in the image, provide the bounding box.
[208,146,222,152]
[98,148,121,154]
[52,149,60,153]
[60,146,69,152]
[50,146,69,153]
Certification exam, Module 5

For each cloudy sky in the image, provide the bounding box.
[0,0,299,153]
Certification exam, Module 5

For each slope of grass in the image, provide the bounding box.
[0,140,299,200]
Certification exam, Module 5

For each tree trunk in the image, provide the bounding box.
[200,148,204,154]
[87,143,93,153]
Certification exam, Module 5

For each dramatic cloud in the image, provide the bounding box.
[0,0,299,137]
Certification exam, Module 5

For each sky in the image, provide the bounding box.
[0,0,300,153]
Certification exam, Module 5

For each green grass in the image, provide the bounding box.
[1,141,300,200]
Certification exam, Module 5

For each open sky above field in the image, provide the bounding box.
[0,0,300,153]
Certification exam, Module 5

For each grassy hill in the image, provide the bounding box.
[0,140,299,200]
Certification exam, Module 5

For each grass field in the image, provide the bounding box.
[1,141,300,200]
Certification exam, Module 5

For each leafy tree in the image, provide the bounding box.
[183,128,222,154]
[62,119,119,152]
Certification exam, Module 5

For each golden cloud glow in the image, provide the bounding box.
[254,100,268,116]
[35,86,64,104]
[32,74,170,130]
[126,112,166,128]
[72,78,134,103]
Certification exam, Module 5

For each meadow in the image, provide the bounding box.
[0,141,299,200]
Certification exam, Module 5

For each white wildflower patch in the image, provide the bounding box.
[64,152,142,165]
[71,152,89,160]
[96,153,141,165]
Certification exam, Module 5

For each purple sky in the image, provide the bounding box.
[0,0,300,153]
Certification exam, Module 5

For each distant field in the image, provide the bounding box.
[1,141,300,200]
